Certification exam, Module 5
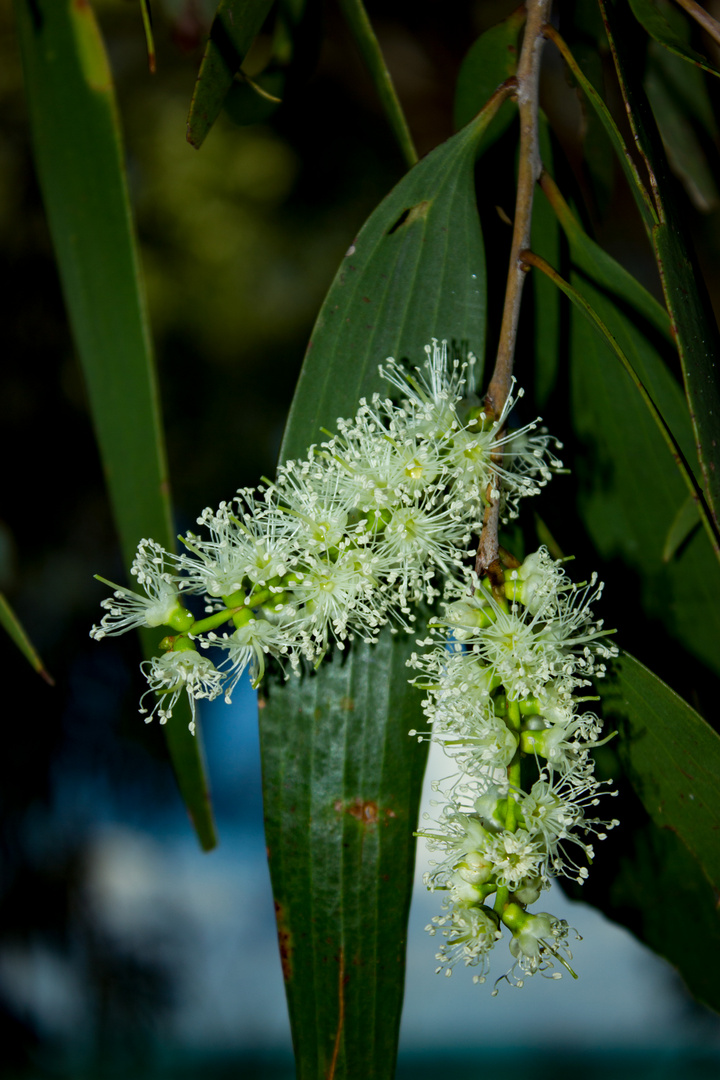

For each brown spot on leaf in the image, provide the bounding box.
[274,901,293,981]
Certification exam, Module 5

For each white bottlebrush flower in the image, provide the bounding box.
[218,615,298,696]
[139,647,224,732]
[180,490,299,601]
[291,544,387,654]
[428,900,502,982]
[378,496,471,606]
[487,829,545,891]
[380,339,477,437]
[433,562,617,704]
[499,903,577,989]
[90,539,192,640]
[330,397,451,511]
[273,454,359,554]
[442,382,563,520]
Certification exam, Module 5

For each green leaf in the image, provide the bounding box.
[263,106,494,1078]
[545,24,657,231]
[453,7,523,142]
[280,101,503,463]
[545,182,720,677]
[599,0,720,544]
[0,592,54,685]
[628,0,720,80]
[260,630,428,1080]
[576,797,720,1013]
[187,0,276,149]
[663,493,701,561]
[604,653,720,892]
[645,45,720,212]
[522,245,719,558]
[590,653,720,1011]
[531,117,561,407]
[337,0,417,167]
[15,0,216,851]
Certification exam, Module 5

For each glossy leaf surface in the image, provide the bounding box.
[605,653,720,890]
[263,107,494,1078]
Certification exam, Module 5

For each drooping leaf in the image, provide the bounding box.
[14,0,216,850]
[586,652,720,1012]
[531,116,561,407]
[337,0,417,167]
[544,24,657,231]
[453,7,523,144]
[574,791,720,1013]
[522,246,719,559]
[0,592,54,685]
[537,176,720,677]
[628,0,720,80]
[646,44,720,212]
[663,493,700,561]
[263,103,496,1079]
[187,0,276,149]
[604,653,720,892]
[599,0,720,541]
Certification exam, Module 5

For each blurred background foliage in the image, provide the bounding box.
[3,0,720,1076]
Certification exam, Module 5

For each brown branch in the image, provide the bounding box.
[672,0,720,50]
[476,0,552,576]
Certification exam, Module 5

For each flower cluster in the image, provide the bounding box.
[410,548,619,989]
[91,342,560,733]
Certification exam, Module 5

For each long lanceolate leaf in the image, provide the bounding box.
[521,247,720,560]
[262,101,499,1079]
[14,0,216,850]
[599,0,720,538]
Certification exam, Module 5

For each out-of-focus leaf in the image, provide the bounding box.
[0,592,53,685]
[264,103,496,1079]
[604,653,720,891]
[628,0,720,79]
[663,494,700,561]
[139,0,156,74]
[599,0,720,544]
[223,69,285,126]
[544,25,657,231]
[338,0,417,167]
[187,0,276,149]
[453,6,523,146]
[15,0,216,851]
[646,44,720,211]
